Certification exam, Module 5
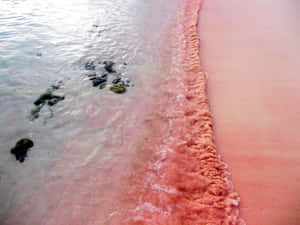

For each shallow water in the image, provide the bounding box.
[1,0,248,224]
[0,0,179,223]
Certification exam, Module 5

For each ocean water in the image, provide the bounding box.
[0,0,245,224]
[0,0,179,223]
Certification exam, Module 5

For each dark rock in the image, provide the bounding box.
[85,61,96,71]
[34,91,53,106]
[100,73,108,79]
[87,72,97,80]
[31,83,65,121]
[112,77,121,84]
[36,53,42,57]
[10,138,34,163]
[50,85,60,90]
[92,77,106,87]
[34,89,64,107]
[47,95,65,106]
[110,83,126,94]
[92,74,107,87]
[99,82,106,89]
[30,105,42,121]
[112,77,131,87]
[103,61,115,73]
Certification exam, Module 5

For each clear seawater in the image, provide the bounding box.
[0,0,179,221]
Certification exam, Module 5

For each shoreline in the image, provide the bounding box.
[118,0,244,223]
[1,0,248,224]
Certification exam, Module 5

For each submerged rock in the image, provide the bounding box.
[34,91,53,106]
[34,91,64,106]
[92,74,107,87]
[47,95,65,106]
[50,84,60,90]
[103,61,115,73]
[99,82,106,89]
[83,60,131,92]
[112,77,121,84]
[10,138,34,163]
[30,105,43,121]
[85,61,96,71]
[112,77,131,87]
[87,72,97,80]
[110,83,126,94]
[31,83,65,121]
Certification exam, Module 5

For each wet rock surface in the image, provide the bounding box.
[110,83,126,94]
[30,105,43,121]
[92,74,108,87]
[30,82,65,121]
[84,60,132,93]
[10,138,34,163]
[33,91,53,106]
[103,61,115,73]
[85,60,96,71]
[47,95,65,106]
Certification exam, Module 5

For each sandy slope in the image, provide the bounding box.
[199,0,300,224]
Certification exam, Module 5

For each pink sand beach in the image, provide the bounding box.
[199,0,300,224]
[2,0,300,224]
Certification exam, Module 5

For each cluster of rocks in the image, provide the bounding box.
[11,59,133,163]
[84,60,131,94]
[30,82,65,121]
[12,84,65,163]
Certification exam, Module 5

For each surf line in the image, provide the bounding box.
[123,0,246,224]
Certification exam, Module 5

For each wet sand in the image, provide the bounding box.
[199,0,300,224]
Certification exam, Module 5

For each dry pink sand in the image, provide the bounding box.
[199,0,300,224]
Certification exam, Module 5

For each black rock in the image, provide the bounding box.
[36,53,42,57]
[99,82,106,89]
[50,85,60,90]
[47,95,65,106]
[92,74,107,87]
[112,78,121,84]
[85,61,96,71]
[10,138,34,163]
[34,91,53,106]
[87,72,97,80]
[112,77,131,87]
[100,73,108,79]
[92,77,107,87]
[103,61,115,73]
[34,88,65,107]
